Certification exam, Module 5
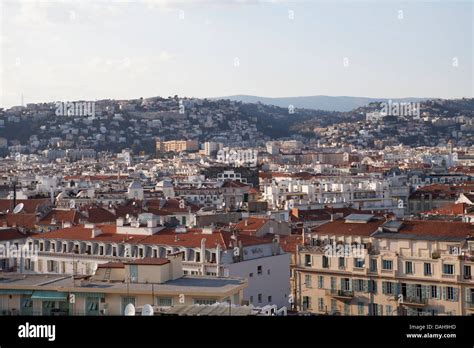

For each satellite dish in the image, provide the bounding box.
[142,304,154,316]
[13,203,24,214]
[69,200,76,209]
[124,303,135,316]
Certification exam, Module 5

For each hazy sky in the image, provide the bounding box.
[0,0,472,107]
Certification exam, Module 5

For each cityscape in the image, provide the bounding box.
[0,0,473,345]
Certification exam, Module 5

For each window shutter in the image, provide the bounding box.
[377,304,382,316]
[341,278,344,291]
[436,286,441,300]
[396,283,401,296]
[364,280,368,293]
[382,282,387,295]
[442,286,447,300]
[453,288,458,302]
[352,279,357,291]
[466,288,471,304]
[423,285,430,300]
[407,284,414,298]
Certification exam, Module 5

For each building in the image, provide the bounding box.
[0,254,247,316]
[156,139,199,153]
[27,220,291,307]
[295,214,474,316]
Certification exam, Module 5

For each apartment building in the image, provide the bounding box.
[262,176,403,214]
[295,214,474,316]
[156,139,199,153]
[25,218,291,307]
[0,254,247,316]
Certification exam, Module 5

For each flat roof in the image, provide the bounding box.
[0,273,247,296]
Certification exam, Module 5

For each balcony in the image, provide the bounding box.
[402,296,428,307]
[327,289,354,300]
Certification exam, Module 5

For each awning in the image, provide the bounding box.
[0,289,33,295]
[31,291,68,301]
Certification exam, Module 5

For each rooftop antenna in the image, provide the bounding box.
[13,203,24,214]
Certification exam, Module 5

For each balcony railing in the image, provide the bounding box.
[327,289,354,299]
[402,296,428,306]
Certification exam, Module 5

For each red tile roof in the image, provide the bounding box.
[31,224,273,249]
[310,217,386,236]
[0,199,50,214]
[396,220,474,239]
[234,217,268,236]
[0,228,34,241]
[86,207,117,223]
[38,209,80,225]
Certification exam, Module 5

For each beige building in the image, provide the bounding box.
[0,255,247,316]
[295,214,474,316]
[156,139,199,153]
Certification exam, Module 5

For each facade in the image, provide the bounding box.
[295,215,474,316]
[156,139,199,153]
[25,220,291,307]
[0,255,247,316]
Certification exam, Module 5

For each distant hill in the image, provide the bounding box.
[215,95,428,112]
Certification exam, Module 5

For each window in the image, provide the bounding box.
[446,286,456,301]
[370,259,377,272]
[330,277,336,291]
[302,296,311,311]
[338,257,345,269]
[305,254,312,266]
[267,269,271,275]
[267,296,272,303]
[156,297,173,306]
[405,261,413,274]
[305,274,312,288]
[249,273,253,278]
[358,302,364,315]
[382,281,394,295]
[368,280,377,294]
[318,298,324,311]
[386,305,393,316]
[354,258,365,268]
[464,265,472,279]
[331,299,337,312]
[430,285,439,299]
[257,266,262,275]
[258,294,262,303]
[354,279,364,292]
[424,263,432,276]
[318,276,324,289]
[382,260,393,270]
[322,255,329,268]
[443,264,454,275]
[341,278,351,291]
[250,296,253,303]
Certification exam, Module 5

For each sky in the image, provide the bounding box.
[0,0,473,108]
